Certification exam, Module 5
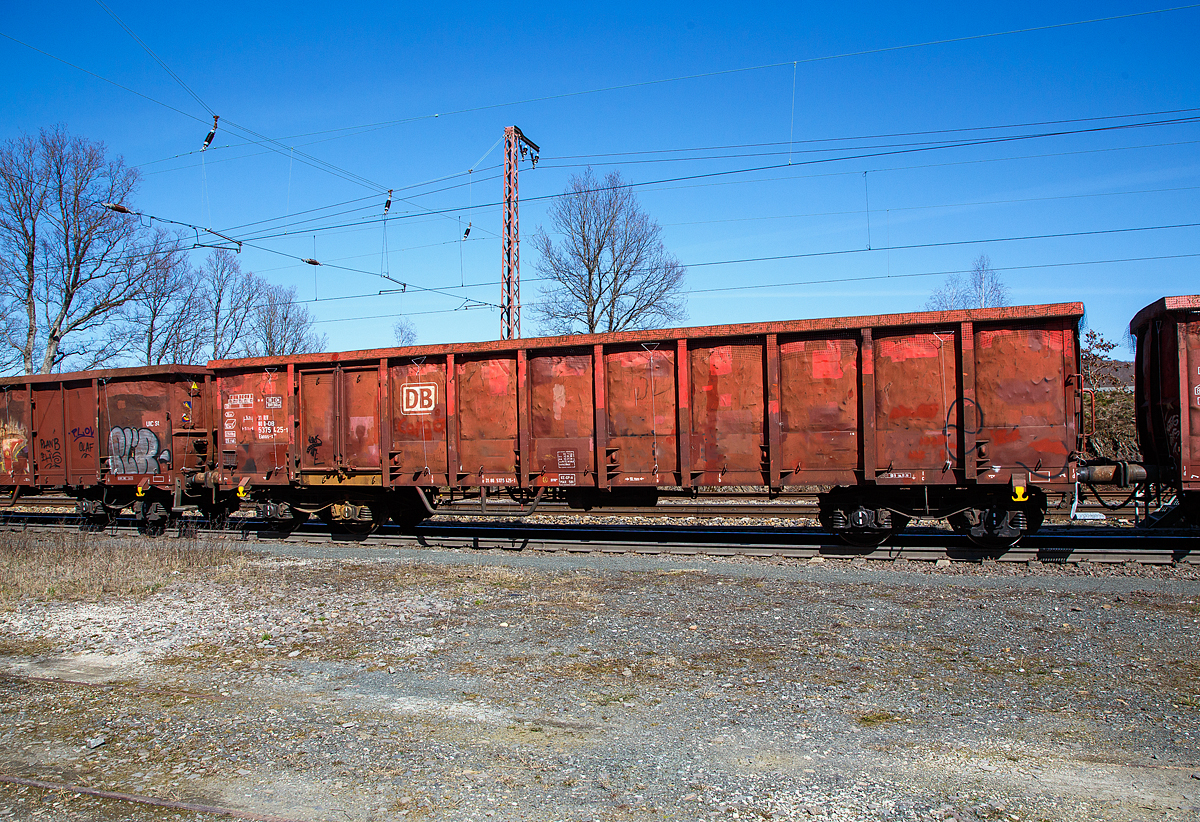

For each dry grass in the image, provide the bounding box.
[0,530,252,602]
[856,709,902,727]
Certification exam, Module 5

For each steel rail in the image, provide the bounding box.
[0,492,1144,518]
[1,512,1193,565]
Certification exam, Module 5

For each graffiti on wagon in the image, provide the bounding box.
[0,423,28,476]
[108,426,172,474]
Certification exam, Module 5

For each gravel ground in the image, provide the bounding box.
[1,538,1199,822]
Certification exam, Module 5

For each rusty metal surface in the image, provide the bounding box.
[455,356,517,483]
[605,347,677,485]
[209,302,1085,370]
[31,384,66,486]
[973,322,1075,485]
[249,304,1086,496]
[0,364,211,386]
[64,381,99,485]
[299,370,336,471]
[1133,296,1200,492]
[1129,294,1200,335]
[873,329,959,481]
[219,369,292,483]
[100,379,176,483]
[689,340,765,485]
[390,359,448,484]
[0,302,1094,505]
[1188,318,1199,491]
[1,371,206,489]
[528,351,594,487]
[1130,292,1200,493]
[778,336,859,482]
[342,367,381,472]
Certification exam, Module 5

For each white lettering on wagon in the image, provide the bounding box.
[401,383,437,415]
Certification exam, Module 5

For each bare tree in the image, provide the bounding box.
[0,131,47,374]
[199,249,266,360]
[532,168,686,335]
[246,284,326,357]
[122,230,205,365]
[1080,329,1138,460]
[925,254,1009,311]
[127,248,323,364]
[0,126,155,373]
[393,316,417,346]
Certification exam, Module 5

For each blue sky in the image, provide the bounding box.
[2,1,1197,355]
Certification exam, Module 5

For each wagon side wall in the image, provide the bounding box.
[0,368,210,493]
[1131,296,1200,492]
[201,302,1082,497]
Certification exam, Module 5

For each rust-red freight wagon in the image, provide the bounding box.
[208,301,1084,543]
[0,365,212,527]
[1129,294,1200,524]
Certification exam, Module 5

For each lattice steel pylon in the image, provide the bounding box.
[501,126,539,340]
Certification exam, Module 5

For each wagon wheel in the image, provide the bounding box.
[836,514,910,548]
[273,510,310,534]
[947,511,1021,551]
[949,497,1044,551]
[319,509,378,536]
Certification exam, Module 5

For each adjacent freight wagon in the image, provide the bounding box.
[202,301,1086,545]
[1127,295,1200,525]
[0,366,212,529]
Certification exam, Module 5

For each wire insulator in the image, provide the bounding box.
[200,114,219,152]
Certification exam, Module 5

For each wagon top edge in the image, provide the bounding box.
[1129,294,1200,335]
[210,301,1086,370]
[0,364,212,387]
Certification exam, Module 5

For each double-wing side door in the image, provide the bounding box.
[298,366,381,473]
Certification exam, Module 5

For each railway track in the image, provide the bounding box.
[2,509,1194,567]
[0,488,1147,517]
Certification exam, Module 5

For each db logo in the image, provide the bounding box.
[401,383,437,415]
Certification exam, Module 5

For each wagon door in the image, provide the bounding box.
[298,366,382,479]
[341,366,381,472]
[690,340,766,485]
[1187,316,1200,492]
[299,370,337,471]
[455,356,518,485]
[219,371,291,482]
[974,322,1073,485]
[529,350,595,488]
[100,380,173,482]
[777,336,859,484]
[0,385,32,485]
[31,383,66,485]
[605,346,677,485]
[64,380,100,485]
[389,359,448,484]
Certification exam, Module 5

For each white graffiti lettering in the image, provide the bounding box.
[108,427,172,474]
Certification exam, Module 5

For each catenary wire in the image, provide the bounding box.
[238,4,1200,142]
[307,252,1200,326]
[235,135,1200,242]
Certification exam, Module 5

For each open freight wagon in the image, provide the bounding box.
[209,301,1084,544]
[1129,294,1200,525]
[0,365,213,528]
